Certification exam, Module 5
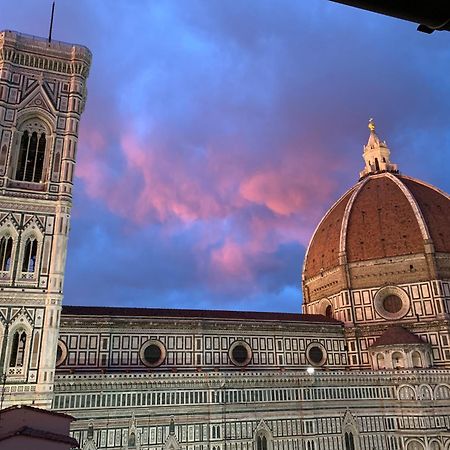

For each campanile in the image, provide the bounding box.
[0,30,90,407]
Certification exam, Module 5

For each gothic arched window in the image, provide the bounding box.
[256,434,268,450]
[345,432,355,450]
[15,119,48,183]
[0,235,13,271]
[22,237,38,273]
[9,330,27,367]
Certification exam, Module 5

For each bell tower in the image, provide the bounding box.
[0,30,91,407]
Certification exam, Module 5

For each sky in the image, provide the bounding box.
[2,1,450,312]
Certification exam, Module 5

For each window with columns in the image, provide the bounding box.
[22,237,38,273]
[13,119,50,183]
[344,432,355,450]
[256,435,267,450]
[0,235,13,271]
[9,329,27,367]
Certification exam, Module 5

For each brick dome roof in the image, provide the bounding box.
[303,172,450,280]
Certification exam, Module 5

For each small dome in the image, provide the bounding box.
[303,172,450,280]
[370,326,426,348]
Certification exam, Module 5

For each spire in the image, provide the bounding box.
[367,118,381,146]
[359,118,398,179]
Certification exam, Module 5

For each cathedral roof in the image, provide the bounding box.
[303,122,450,281]
[62,305,341,323]
[370,326,427,348]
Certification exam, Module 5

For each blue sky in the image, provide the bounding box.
[3,1,450,311]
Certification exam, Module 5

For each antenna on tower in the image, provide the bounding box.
[48,1,55,43]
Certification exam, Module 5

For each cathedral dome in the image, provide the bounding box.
[303,172,450,280]
[302,120,450,306]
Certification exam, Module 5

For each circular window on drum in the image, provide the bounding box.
[229,341,252,367]
[306,342,326,366]
[374,286,410,320]
[55,340,68,367]
[139,340,166,368]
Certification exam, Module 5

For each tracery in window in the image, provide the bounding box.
[128,432,136,448]
[344,432,355,450]
[15,130,46,182]
[22,237,38,273]
[256,435,267,450]
[0,235,13,271]
[9,330,27,367]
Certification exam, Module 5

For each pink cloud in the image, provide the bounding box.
[211,240,252,279]
[74,124,343,287]
[119,133,232,224]
[241,171,308,216]
[239,151,337,218]
[76,126,110,199]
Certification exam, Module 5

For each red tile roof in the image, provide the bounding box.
[303,172,450,281]
[371,326,427,348]
[401,176,450,253]
[0,404,74,420]
[0,426,78,446]
[303,189,353,278]
[346,176,424,262]
[62,305,341,324]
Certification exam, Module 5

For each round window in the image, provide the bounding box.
[383,295,403,313]
[139,340,166,368]
[55,340,67,367]
[374,286,410,320]
[229,341,252,366]
[306,343,326,366]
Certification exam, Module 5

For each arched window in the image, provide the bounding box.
[128,432,136,447]
[0,235,13,271]
[392,351,405,369]
[412,351,422,368]
[22,237,38,273]
[345,432,355,450]
[376,353,386,370]
[256,435,268,450]
[325,305,332,318]
[375,158,380,171]
[15,127,46,183]
[87,422,94,439]
[9,330,27,367]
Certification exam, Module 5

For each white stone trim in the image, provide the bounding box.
[400,174,450,202]
[339,177,370,256]
[306,342,327,367]
[385,172,432,242]
[302,183,359,280]
[139,339,166,368]
[229,340,252,367]
[373,285,410,320]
